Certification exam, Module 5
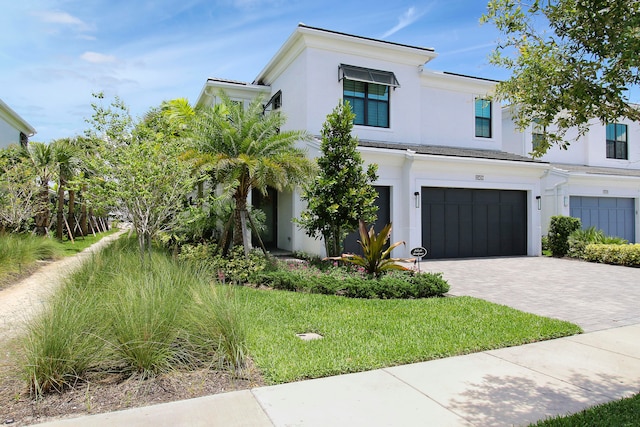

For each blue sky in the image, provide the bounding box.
[1,0,508,143]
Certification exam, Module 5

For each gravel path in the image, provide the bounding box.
[0,230,126,341]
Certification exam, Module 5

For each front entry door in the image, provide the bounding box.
[251,187,277,248]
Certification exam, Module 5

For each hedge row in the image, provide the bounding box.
[253,269,450,299]
[583,244,640,267]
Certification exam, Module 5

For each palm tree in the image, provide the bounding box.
[188,92,317,254]
[23,142,56,235]
[51,139,81,240]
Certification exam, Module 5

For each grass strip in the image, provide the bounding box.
[531,393,640,426]
[240,288,582,384]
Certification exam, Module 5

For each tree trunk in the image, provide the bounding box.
[56,180,65,240]
[247,210,268,255]
[233,193,251,250]
[79,185,88,236]
[68,189,76,236]
[35,186,50,236]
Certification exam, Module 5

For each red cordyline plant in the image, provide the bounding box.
[328,220,412,277]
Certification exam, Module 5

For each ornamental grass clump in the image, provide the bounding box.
[22,236,249,396]
[0,233,63,283]
[22,285,106,397]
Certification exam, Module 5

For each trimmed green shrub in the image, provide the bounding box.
[548,215,581,257]
[179,244,271,284]
[541,235,549,253]
[583,243,640,267]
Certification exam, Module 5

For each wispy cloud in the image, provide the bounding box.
[81,51,117,64]
[380,6,425,38]
[33,10,93,32]
[440,42,497,57]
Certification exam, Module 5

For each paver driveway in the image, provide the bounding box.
[417,256,640,332]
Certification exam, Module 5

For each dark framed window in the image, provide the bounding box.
[532,119,546,152]
[475,98,492,138]
[264,90,282,112]
[606,123,627,159]
[19,132,28,148]
[343,80,389,128]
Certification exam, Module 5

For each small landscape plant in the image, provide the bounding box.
[329,220,410,277]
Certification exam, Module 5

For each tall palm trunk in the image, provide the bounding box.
[232,192,250,250]
[56,177,65,240]
[79,186,88,236]
[68,189,76,236]
[35,185,50,236]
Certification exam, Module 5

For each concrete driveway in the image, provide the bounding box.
[416,256,640,332]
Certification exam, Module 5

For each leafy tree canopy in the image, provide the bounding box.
[482,0,640,156]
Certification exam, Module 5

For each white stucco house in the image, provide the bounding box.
[196,24,639,258]
[503,108,640,244]
[0,98,35,149]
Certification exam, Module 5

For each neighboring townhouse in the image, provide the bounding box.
[503,109,640,243]
[0,98,36,149]
[196,24,552,259]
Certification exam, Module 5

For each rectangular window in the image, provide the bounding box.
[475,98,492,138]
[343,79,389,128]
[606,123,627,159]
[532,119,546,152]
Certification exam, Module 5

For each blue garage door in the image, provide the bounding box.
[570,196,636,243]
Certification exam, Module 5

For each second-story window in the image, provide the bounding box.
[606,123,627,159]
[475,98,492,138]
[339,64,398,129]
[532,119,546,152]
[343,80,389,128]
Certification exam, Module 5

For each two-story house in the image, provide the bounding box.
[197,24,638,258]
[0,98,35,149]
[503,108,640,244]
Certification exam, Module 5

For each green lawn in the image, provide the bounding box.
[531,393,640,426]
[239,287,582,384]
[58,228,119,256]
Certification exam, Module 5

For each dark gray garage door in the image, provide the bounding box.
[422,187,527,259]
[344,186,391,254]
[570,196,635,243]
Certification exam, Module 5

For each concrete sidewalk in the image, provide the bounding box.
[35,323,640,427]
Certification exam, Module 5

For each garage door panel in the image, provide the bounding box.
[475,190,499,204]
[570,196,635,243]
[472,205,488,256]
[423,188,527,259]
[428,202,445,257]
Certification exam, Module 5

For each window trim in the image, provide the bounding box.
[606,123,628,160]
[474,98,492,139]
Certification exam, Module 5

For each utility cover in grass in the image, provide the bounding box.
[296,333,323,341]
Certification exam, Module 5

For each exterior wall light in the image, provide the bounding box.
[414,191,420,208]
[536,195,541,210]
